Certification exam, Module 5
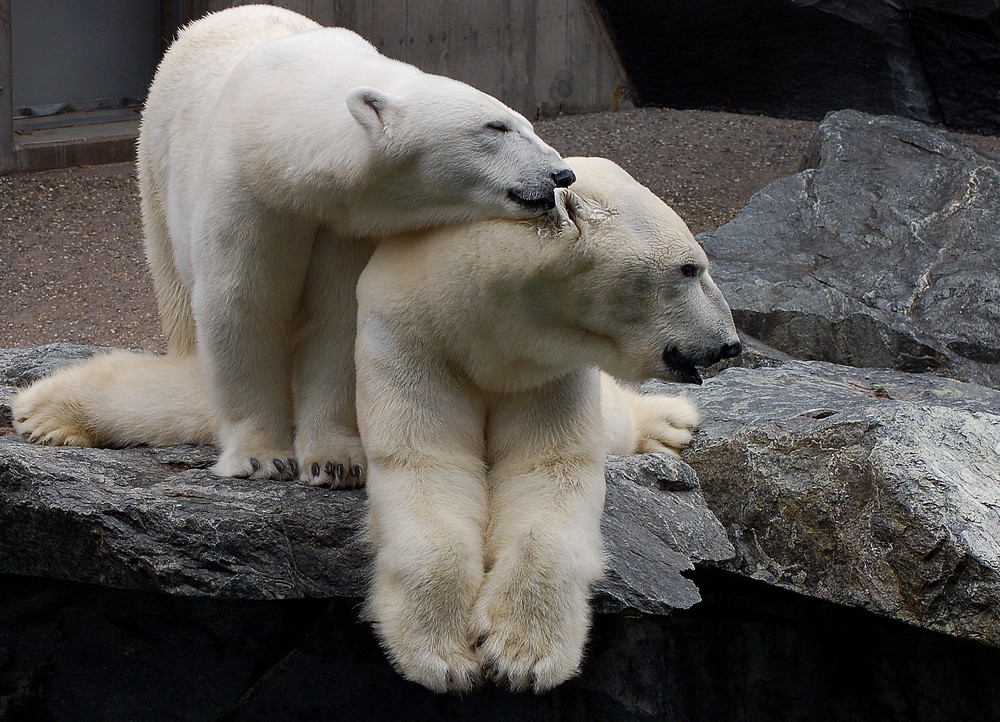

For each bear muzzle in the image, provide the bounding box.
[508,168,577,212]
[663,341,742,385]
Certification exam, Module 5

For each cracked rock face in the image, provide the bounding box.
[700,109,1000,389]
[0,344,731,613]
[672,361,1000,647]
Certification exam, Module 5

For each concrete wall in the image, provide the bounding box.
[0,0,629,173]
[187,0,632,119]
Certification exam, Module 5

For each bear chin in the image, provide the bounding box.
[662,348,704,385]
[508,188,556,212]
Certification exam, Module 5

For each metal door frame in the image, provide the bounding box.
[1,0,14,173]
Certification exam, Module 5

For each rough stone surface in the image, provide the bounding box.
[670,360,1000,647]
[700,109,1000,389]
[0,344,732,614]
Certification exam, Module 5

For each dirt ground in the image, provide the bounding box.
[2,107,998,353]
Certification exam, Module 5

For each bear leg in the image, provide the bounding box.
[190,206,312,480]
[292,231,375,488]
[474,372,606,693]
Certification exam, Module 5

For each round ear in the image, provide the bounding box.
[553,187,607,239]
[347,87,395,136]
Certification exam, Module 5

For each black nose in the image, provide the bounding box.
[721,342,742,359]
[552,168,576,188]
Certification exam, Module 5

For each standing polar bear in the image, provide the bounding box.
[136,5,574,485]
[13,157,741,691]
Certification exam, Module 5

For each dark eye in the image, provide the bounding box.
[680,264,700,278]
[485,120,511,133]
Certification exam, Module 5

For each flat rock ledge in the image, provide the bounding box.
[4,353,1000,718]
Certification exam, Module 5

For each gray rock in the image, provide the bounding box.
[700,109,1000,389]
[671,360,1000,647]
[0,344,731,614]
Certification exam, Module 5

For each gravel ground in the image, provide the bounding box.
[3,107,998,353]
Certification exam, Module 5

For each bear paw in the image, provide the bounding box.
[12,383,98,447]
[387,636,482,694]
[211,449,299,481]
[472,589,589,693]
[631,394,700,456]
[297,435,367,488]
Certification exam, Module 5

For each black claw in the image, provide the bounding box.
[351,464,362,478]
[335,463,345,481]
[289,459,298,474]
[311,462,320,477]
[324,461,335,476]
[273,458,285,472]
[249,458,260,471]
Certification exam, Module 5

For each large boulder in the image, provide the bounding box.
[670,359,1000,646]
[700,109,1000,389]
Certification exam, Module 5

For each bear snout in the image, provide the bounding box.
[721,342,742,359]
[552,168,576,188]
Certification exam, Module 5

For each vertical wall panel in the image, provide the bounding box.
[179,0,629,120]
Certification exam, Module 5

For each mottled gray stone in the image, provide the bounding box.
[671,360,1000,647]
[0,344,731,614]
[700,109,1000,389]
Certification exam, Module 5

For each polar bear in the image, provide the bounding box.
[133,5,574,485]
[13,157,740,692]
[356,156,740,692]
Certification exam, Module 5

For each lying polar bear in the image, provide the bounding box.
[357,157,739,692]
[13,157,740,692]
[134,5,575,486]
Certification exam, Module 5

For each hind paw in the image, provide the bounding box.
[12,382,97,447]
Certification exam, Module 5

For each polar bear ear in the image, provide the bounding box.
[347,87,395,136]
[553,188,583,240]
[553,187,606,240]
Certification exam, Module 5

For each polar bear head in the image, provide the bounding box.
[346,78,575,226]
[358,156,740,392]
[515,156,741,385]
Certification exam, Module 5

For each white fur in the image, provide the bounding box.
[355,156,738,692]
[133,5,571,484]
[12,157,737,693]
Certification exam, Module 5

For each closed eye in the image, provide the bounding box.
[485,120,511,133]
[680,263,700,278]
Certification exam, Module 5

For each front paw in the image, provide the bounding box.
[631,394,700,456]
[369,564,482,693]
[211,449,298,480]
[471,542,596,694]
[378,626,482,694]
[297,434,366,488]
[473,584,591,694]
